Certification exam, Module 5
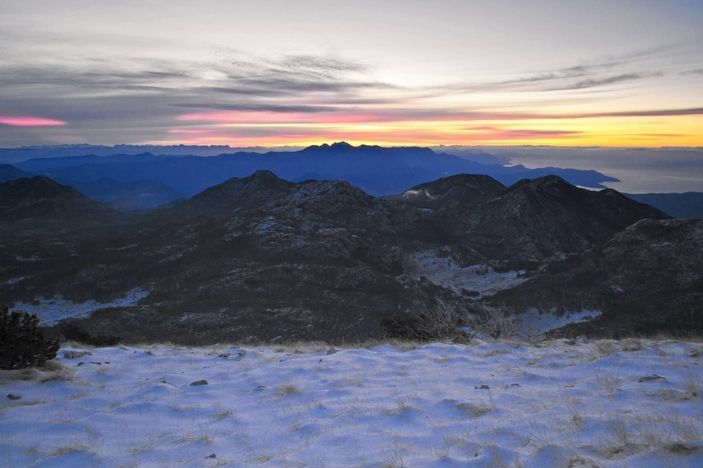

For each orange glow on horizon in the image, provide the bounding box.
[156,112,703,148]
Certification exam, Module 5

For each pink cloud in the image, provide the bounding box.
[177,110,387,124]
[168,129,213,134]
[0,116,66,127]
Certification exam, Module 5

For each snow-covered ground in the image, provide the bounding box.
[9,288,149,326]
[1,340,702,467]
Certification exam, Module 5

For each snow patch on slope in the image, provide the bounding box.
[518,308,602,336]
[11,288,149,325]
[414,251,527,296]
[401,188,433,199]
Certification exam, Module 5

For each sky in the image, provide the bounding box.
[0,0,702,148]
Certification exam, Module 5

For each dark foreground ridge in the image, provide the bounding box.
[0,176,114,222]
[1,170,695,344]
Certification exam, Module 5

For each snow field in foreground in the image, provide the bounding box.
[1,340,702,467]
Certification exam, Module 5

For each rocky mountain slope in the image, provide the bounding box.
[394,174,668,268]
[0,171,691,342]
[491,218,703,336]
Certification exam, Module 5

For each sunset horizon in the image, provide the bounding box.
[1,1,702,148]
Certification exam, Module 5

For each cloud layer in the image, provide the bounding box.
[0,1,702,147]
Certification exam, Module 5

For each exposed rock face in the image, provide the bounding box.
[491,218,703,336]
[0,171,687,343]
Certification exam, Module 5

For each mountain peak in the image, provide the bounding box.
[180,170,294,212]
[246,169,284,184]
[506,174,576,195]
[303,141,355,152]
[399,173,505,205]
[6,175,77,196]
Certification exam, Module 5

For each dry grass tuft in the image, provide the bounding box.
[174,433,213,445]
[567,455,600,467]
[276,384,302,397]
[456,402,493,418]
[212,409,233,421]
[0,360,74,384]
[590,340,618,359]
[243,454,273,464]
[129,443,153,455]
[387,398,415,416]
[684,376,700,400]
[596,373,623,394]
[570,409,584,430]
[620,338,643,351]
[51,444,94,457]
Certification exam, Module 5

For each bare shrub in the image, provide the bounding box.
[471,304,519,340]
[382,302,464,342]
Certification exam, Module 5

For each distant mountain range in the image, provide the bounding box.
[3,170,698,342]
[8,141,614,196]
[0,144,239,161]
[2,143,700,218]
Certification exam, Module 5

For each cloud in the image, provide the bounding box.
[466,126,580,137]
[427,46,678,95]
[0,40,700,146]
[276,55,367,74]
[0,116,66,126]
[174,103,338,113]
[586,107,703,118]
[548,72,662,91]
